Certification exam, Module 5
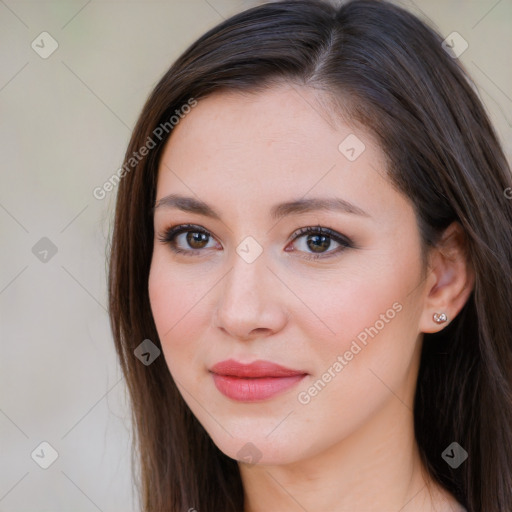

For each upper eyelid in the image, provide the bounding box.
[160,223,343,239]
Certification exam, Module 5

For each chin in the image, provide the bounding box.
[207,428,310,467]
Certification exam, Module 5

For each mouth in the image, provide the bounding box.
[209,359,308,402]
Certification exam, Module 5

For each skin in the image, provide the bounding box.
[148,83,474,512]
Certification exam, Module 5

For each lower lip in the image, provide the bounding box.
[211,373,306,402]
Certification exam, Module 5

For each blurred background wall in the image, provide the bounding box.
[1,0,510,510]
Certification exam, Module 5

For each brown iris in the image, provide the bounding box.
[186,231,209,249]
[306,234,331,253]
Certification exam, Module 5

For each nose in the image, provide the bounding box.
[213,248,290,341]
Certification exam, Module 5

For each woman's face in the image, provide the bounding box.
[149,84,430,465]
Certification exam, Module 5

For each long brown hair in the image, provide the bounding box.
[108,1,512,510]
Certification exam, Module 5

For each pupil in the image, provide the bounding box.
[187,232,208,249]
[307,234,330,253]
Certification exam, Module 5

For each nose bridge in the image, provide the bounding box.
[223,240,268,308]
[214,237,287,338]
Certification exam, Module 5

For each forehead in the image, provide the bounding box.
[154,84,405,224]
[159,85,373,173]
[167,85,343,149]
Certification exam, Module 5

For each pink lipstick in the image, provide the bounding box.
[210,359,307,402]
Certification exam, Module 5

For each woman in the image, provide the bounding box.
[108,1,512,511]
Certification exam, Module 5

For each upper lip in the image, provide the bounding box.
[210,359,307,378]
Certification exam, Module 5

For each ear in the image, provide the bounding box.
[419,221,475,333]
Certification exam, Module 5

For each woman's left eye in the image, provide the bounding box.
[157,224,353,260]
[285,226,353,260]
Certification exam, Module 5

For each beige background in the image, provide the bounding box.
[1,1,511,510]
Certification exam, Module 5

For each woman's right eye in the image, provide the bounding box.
[157,224,219,256]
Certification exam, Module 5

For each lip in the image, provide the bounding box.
[209,359,308,402]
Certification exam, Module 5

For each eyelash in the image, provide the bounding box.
[157,223,354,261]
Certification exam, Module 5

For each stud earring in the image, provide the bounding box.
[433,312,448,324]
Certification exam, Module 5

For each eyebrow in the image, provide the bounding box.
[152,194,370,220]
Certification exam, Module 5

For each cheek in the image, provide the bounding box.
[295,262,416,350]
[290,276,420,447]
[295,250,424,402]
[148,253,213,374]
